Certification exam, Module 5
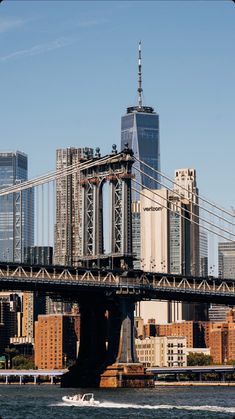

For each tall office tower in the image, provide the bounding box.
[140,168,206,323]
[0,151,34,262]
[200,230,208,277]
[209,242,235,322]
[121,43,160,272]
[121,42,160,200]
[218,242,235,278]
[169,168,205,322]
[54,147,93,266]
[172,169,199,277]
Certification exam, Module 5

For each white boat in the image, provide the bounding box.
[62,392,100,406]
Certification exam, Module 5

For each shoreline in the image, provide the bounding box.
[0,382,60,385]
[1,381,235,387]
[155,381,235,386]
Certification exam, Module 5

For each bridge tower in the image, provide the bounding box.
[62,146,153,387]
[80,144,133,270]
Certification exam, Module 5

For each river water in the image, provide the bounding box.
[1,385,235,418]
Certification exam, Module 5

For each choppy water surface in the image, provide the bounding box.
[1,385,235,418]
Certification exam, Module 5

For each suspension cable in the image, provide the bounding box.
[134,155,235,223]
[132,181,235,244]
[0,152,122,197]
[133,164,235,234]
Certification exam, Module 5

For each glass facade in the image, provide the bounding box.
[0,152,34,262]
[200,230,208,277]
[121,108,160,200]
[209,242,235,323]
[169,212,181,274]
[218,242,235,279]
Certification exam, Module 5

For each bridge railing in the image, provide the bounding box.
[1,263,235,300]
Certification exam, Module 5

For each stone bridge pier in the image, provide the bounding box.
[61,295,153,388]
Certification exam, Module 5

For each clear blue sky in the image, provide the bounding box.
[1,0,235,210]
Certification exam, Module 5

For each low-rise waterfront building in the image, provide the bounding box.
[135,336,187,367]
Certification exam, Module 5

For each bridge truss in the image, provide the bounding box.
[0,263,235,304]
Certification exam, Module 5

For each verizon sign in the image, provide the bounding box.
[143,206,162,212]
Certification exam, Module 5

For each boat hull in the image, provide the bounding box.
[62,396,99,406]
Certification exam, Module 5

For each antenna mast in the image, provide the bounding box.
[138,41,143,109]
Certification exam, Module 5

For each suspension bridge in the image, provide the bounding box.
[0,144,235,387]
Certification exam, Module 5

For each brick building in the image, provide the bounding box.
[35,314,80,369]
[210,311,235,364]
[156,321,207,348]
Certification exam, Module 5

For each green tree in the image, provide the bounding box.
[12,355,35,370]
[187,352,211,366]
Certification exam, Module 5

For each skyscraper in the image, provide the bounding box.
[140,168,206,323]
[200,229,208,277]
[170,168,200,278]
[218,242,235,279]
[121,42,160,199]
[54,147,93,266]
[209,242,235,322]
[121,43,160,269]
[0,151,34,263]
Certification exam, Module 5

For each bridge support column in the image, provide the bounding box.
[61,295,153,388]
[100,297,153,388]
[110,297,138,363]
[61,298,107,388]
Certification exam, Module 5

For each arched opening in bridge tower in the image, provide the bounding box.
[101,181,111,259]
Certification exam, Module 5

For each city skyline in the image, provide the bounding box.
[0,0,235,213]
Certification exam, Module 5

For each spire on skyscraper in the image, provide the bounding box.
[138,41,143,109]
[126,41,154,114]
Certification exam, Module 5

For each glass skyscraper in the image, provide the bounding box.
[121,43,160,268]
[209,242,235,322]
[121,43,160,200]
[121,109,160,200]
[0,151,34,262]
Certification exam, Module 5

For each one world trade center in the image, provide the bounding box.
[121,42,160,201]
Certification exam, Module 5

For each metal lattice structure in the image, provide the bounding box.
[13,191,22,262]
[80,146,134,268]
[0,263,235,304]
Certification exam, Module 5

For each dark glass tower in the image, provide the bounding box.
[121,42,160,200]
[0,151,34,262]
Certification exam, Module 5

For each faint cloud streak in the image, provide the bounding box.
[0,17,26,33]
[76,18,108,28]
[0,37,77,63]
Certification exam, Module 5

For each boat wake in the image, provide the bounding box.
[50,401,235,413]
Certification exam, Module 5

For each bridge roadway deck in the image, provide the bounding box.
[0,262,235,304]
